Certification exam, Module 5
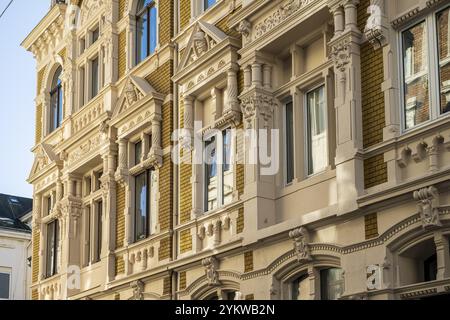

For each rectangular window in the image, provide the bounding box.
[320,268,344,300]
[84,205,91,266]
[91,26,99,44]
[307,86,327,175]
[437,7,450,115]
[46,196,52,216]
[135,171,152,241]
[402,21,430,129]
[135,140,142,165]
[79,36,86,55]
[79,66,85,108]
[94,201,102,262]
[46,220,59,278]
[91,56,99,99]
[94,170,103,192]
[285,101,294,184]
[222,130,233,206]
[205,136,217,211]
[84,176,92,196]
[0,272,10,300]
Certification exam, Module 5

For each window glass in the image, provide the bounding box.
[437,7,450,114]
[320,268,344,300]
[222,130,233,205]
[0,273,10,299]
[92,27,99,44]
[307,86,327,175]
[94,201,102,262]
[50,66,63,132]
[136,0,157,65]
[424,253,437,282]
[91,57,99,98]
[135,141,142,165]
[46,220,59,278]
[135,172,148,241]
[402,21,430,129]
[205,136,217,211]
[285,101,294,183]
[204,0,216,10]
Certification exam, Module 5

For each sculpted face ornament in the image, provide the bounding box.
[125,81,138,106]
[193,31,208,58]
[413,186,442,228]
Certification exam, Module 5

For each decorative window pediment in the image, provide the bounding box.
[113,75,162,119]
[29,143,60,181]
[178,21,228,71]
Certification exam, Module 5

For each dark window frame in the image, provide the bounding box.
[135,0,157,65]
[45,220,59,278]
[49,66,63,133]
[134,169,153,242]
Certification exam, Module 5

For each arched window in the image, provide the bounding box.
[50,66,63,133]
[136,0,157,65]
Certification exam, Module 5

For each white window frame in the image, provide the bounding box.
[304,84,328,177]
[398,4,450,133]
[202,127,234,213]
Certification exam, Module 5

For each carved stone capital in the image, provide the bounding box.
[289,227,312,263]
[413,186,441,229]
[202,256,220,286]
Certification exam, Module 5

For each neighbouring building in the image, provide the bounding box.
[22,0,450,300]
[0,194,32,300]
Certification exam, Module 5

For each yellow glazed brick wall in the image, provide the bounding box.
[31,289,39,300]
[145,60,173,95]
[37,66,46,94]
[163,276,171,295]
[245,294,255,300]
[119,0,126,21]
[114,293,121,300]
[179,229,192,254]
[237,207,244,234]
[35,104,42,145]
[118,30,126,79]
[179,271,187,290]
[162,101,173,149]
[159,236,171,261]
[116,185,126,248]
[358,0,385,148]
[179,0,191,31]
[364,154,388,189]
[159,0,174,46]
[244,251,254,273]
[116,255,125,275]
[31,230,40,283]
[159,154,173,231]
[365,213,379,239]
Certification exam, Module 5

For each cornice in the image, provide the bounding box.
[21,4,65,51]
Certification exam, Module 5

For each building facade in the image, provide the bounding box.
[23,0,450,300]
[0,194,32,300]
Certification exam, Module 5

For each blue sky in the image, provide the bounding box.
[0,0,49,198]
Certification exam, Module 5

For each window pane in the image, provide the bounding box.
[285,101,294,183]
[149,6,157,54]
[320,268,344,300]
[91,57,99,98]
[205,137,217,211]
[307,86,327,175]
[204,0,216,10]
[402,21,430,129]
[0,273,10,299]
[135,172,148,241]
[136,13,148,64]
[85,206,91,265]
[135,141,142,165]
[95,201,102,262]
[46,220,58,277]
[92,27,99,44]
[222,130,233,205]
[437,8,450,114]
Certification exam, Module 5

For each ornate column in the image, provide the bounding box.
[434,232,450,280]
[115,138,129,179]
[251,63,262,88]
[224,63,240,115]
[243,65,252,90]
[147,113,163,168]
[263,64,272,90]
[328,0,364,215]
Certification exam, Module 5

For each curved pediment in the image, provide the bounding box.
[178,21,228,71]
[112,75,160,119]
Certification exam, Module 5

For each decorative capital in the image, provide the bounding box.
[364,1,388,49]
[130,280,145,300]
[413,186,441,229]
[289,227,312,263]
[237,20,251,40]
[202,256,220,286]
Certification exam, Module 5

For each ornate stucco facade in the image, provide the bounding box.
[23,0,450,300]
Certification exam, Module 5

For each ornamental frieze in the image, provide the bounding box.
[68,135,101,166]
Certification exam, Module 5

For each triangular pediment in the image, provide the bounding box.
[178,21,227,70]
[113,75,156,118]
[28,143,58,181]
